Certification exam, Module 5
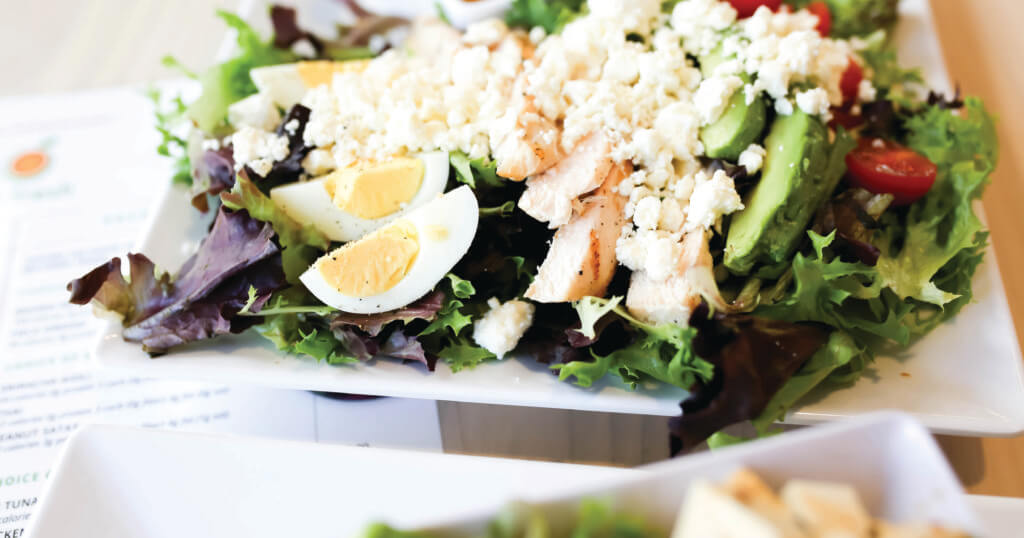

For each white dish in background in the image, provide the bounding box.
[92,0,1024,436]
[26,414,987,537]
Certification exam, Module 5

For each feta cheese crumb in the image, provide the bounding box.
[227,93,282,131]
[472,298,535,359]
[857,78,877,102]
[684,169,744,232]
[774,97,795,115]
[633,196,662,230]
[291,38,317,59]
[737,143,766,174]
[231,126,289,173]
[658,197,685,231]
[247,159,274,177]
[795,87,832,119]
[302,148,336,176]
[283,118,300,135]
[464,19,509,47]
[693,75,744,124]
[201,138,222,152]
[615,228,682,282]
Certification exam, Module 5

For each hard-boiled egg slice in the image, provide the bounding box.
[269,151,449,242]
[299,185,479,314]
[250,59,370,108]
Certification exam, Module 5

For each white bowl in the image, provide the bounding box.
[26,413,983,537]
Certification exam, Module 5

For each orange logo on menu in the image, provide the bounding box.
[8,138,54,179]
[10,149,49,178]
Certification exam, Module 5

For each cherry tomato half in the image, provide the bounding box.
[806,1,831,36]
[840,58,863,105]
[728,0,782,19]
[845,138,938,206]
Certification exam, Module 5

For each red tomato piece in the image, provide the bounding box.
[840,59,864,104]
[845,138,938,206]
[728,0,782,19]
[806,1,831,36]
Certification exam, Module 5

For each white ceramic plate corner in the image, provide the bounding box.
[92,0,1024,436]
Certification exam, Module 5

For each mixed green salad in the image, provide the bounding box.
[359,468,968,537]
[68,0,997,449]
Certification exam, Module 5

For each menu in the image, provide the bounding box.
[0,86,443,536]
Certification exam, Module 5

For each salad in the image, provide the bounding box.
[68,0,998,448]
[364,469,967,537]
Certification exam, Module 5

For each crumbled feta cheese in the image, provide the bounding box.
[672,172,696,202]
[775,97,795,115]
[290,38,317,59]
[589,0,662,33]
[231,126,289,173]
[857,78,877,102]
[247,159,274,177]
[368,34,389,55]
[201,138,222,152]
[301,148,336,176]
[658,197,686,231]
[795,87,832,119]
[228,93,281,131]
[694,75,744,124]
[283,118,300,135]
[684,169,743,232]
[735,6,851,112]
[464,19,509,47]
[529,26,547,44]
[671,0,738,56]
[472,298,535,359]
[633,197,662,230]
[737,143,766,174]
[616,228,682,282]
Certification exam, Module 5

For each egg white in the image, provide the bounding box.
[269,151,450,243]
[299,185,479,314]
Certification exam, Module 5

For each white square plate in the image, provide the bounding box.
[26,413,987,537]
[93,0,1024,436]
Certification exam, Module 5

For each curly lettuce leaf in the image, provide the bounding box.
[505,0,585,34]
[188,11,296,133]
[824,0,898,38]
[222,174,330,283]
[554,297,713,390]
[438,337,496,372]
[146,87,193,187]
[251,284,437,368]
[876,98,996,307]
[450,151,505,190]
[758,231,910,346]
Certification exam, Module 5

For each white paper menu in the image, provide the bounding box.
[0,86,443,536]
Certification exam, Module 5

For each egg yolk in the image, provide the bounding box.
[317,219,420,298]
[324,158,425,220]
[297,60,371,88]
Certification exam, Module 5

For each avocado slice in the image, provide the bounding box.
[698,49,767,161]
[701,90,767,161]
[724,111,854,275]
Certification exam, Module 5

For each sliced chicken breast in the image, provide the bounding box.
[526,161,630,303]
[518,131,614,228]
[493,78,562,181]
